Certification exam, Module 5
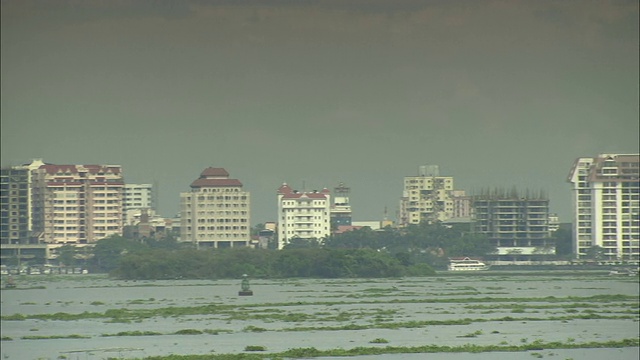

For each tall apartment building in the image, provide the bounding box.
[124,184,154,211]
[330,182,352,229]
[0,168,30,245]
[398,165,455,226]
[180,167,250,248]
[123,183,154,225]
[450,190,472,220]
[472,189,552,261]
[277,183,331,249]
[567,153,640,260]
[31,163,125,244]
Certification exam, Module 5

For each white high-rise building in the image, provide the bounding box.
[123,184,154,225]
[567,154,640,260]
[277,183,331,249]
[124,184,153,211]
[180,168,250,248]
[330,182,352,229]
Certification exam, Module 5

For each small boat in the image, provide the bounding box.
[448,257,491,271]
[609,268,639,276]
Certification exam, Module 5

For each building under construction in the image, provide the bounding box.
[472,188,553,261]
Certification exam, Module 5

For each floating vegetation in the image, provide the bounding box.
[3,294,636,323]
[243,326,267,333]
[2,273,638,359]
[458,330,483,338]
[175,329,203,335]
[124,339,640,359]
[369,338,389,343]
[21,334,89,340]
[244,345,267,351]
[102,331,162,337]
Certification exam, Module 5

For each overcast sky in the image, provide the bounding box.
[2,0,638,224]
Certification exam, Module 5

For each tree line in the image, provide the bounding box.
[23,222,573,279]
[112,247,435,280]
[70,223,501,279]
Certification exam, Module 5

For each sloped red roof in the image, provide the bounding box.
[201,167,229,177]
[335,225,363,234]
[40,165,78,174]
[39,164,122,175]
[281,192,327,199]
[277,183,293,194]
[191,178,243,188]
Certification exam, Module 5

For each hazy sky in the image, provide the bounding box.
[2,0,638,224]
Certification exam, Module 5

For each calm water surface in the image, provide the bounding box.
[1,272,638,359]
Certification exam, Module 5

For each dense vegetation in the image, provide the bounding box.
[113,247,435,280]
[48,222,548,279]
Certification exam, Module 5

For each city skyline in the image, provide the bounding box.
[2,0,638,224]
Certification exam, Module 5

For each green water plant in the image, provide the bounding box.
[244,345,267,351]
[175,329,203,335]
[115,338,639,359]
[369,338,389,343]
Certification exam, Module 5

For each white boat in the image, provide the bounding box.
[448,257,491,271]
[609,268,639,277]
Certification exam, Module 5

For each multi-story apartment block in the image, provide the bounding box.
[450,190,472,220]
[180,167,250,248]
[399,165,455,226]
[277,183,331,249]
[548,213,560,233]
[123,183,154,225]
[472,189,552,261]
[0,167,30,245]
[330,182,352,230]
[567,153,640,260]
[124,184,154,211]
[30,163,125,244]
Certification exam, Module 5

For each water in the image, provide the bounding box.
[1,272,638,359]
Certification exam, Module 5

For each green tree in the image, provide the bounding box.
[552,227,573,257]
[284,237,321,249]
[57,245,77,267]
[445,233,495,258]
[90,235,147,273]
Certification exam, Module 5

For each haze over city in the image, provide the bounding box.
[2,0,638,224]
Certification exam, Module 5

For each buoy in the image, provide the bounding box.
[238,274,253,296]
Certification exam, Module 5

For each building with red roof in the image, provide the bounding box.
[276,183,331,249]
[29,161,124,245]
[180,167,250,248]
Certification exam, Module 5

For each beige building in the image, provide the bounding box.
[399,165,455,226]
[31,163,124,244]
[451,189,472,220]
[180,168,250,248]
[567,153,640,260]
